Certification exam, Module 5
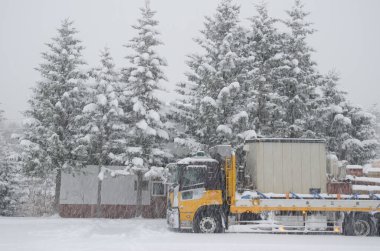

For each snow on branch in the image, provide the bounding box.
[237,130,257,140]
[98,166,133,181]
[216,124,232,135]
[174,137,203,151]
[231,111,248,124]
[83,103,98,113]
[144,166,169,182]
[217,81,240,101]
[201,96,217,107]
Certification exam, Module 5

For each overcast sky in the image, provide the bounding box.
[1,0,380,123]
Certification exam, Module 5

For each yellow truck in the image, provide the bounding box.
[166,138,380,236]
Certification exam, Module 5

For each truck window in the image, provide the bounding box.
[181,165,207,190]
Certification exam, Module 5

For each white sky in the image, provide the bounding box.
[0,0,380,122]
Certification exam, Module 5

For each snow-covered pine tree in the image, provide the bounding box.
[0,111,12,215]
[0,115,26,216]
[216,82,249,145]
[245,2,286,137]
[368,104,380,157]
[369,104,380,137]
[121,1,171,216]
[0,142,19,216]
[280,0,319,138]
[315,72,378,164]
[344,104,378,164]
[173,0,254,149]
[314,72,351,156]
[170,80,201,152]
[79,47,125,217]
[21,19,87,211]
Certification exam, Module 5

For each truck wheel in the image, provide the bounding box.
[344,213,377,236]
[194,211,223,233]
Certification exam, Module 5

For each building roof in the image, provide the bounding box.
[346,165,363,170]
[245,138,326,144]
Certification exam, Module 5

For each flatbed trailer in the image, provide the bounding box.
[166,140,380,236]
[229,192,380,234]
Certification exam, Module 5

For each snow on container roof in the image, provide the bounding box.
[346,165,363,169]
[245,138,325,143]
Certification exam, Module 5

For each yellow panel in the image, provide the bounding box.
[178,190,223,222]
[231,153,236,203]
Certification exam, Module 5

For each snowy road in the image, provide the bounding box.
[0,217,379,251]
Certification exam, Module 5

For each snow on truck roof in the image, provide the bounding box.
[177,156,218,165]
[245,138,326,143]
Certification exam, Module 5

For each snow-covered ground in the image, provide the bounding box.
[0,217,379,251]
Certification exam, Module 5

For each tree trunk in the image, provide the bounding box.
[96,165,102,218]
[54,168,62,213]
[135,171,143,217]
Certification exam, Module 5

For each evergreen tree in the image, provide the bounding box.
[345,104,378,164]
[173,0,254,149]
[368,103,380,157]
[21,19,87,211]
[281,0,319,138]
[315,72,378,164]
[0,111,12,215]
[314,72,349,154]
[0,143,19,216]
[79,47,125,216]
[369,104,380,133]
[0,114,25,216]
[170,81,200,152]
[246,2,286,136]
[121,2,171,216]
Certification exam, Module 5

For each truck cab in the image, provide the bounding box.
[166,151,227,233]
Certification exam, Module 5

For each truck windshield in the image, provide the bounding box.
[181,165,207,190]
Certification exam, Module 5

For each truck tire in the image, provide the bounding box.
[344,213,377,236]
[194,210,223,233]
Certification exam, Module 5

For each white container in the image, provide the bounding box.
[244,138,327,194]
